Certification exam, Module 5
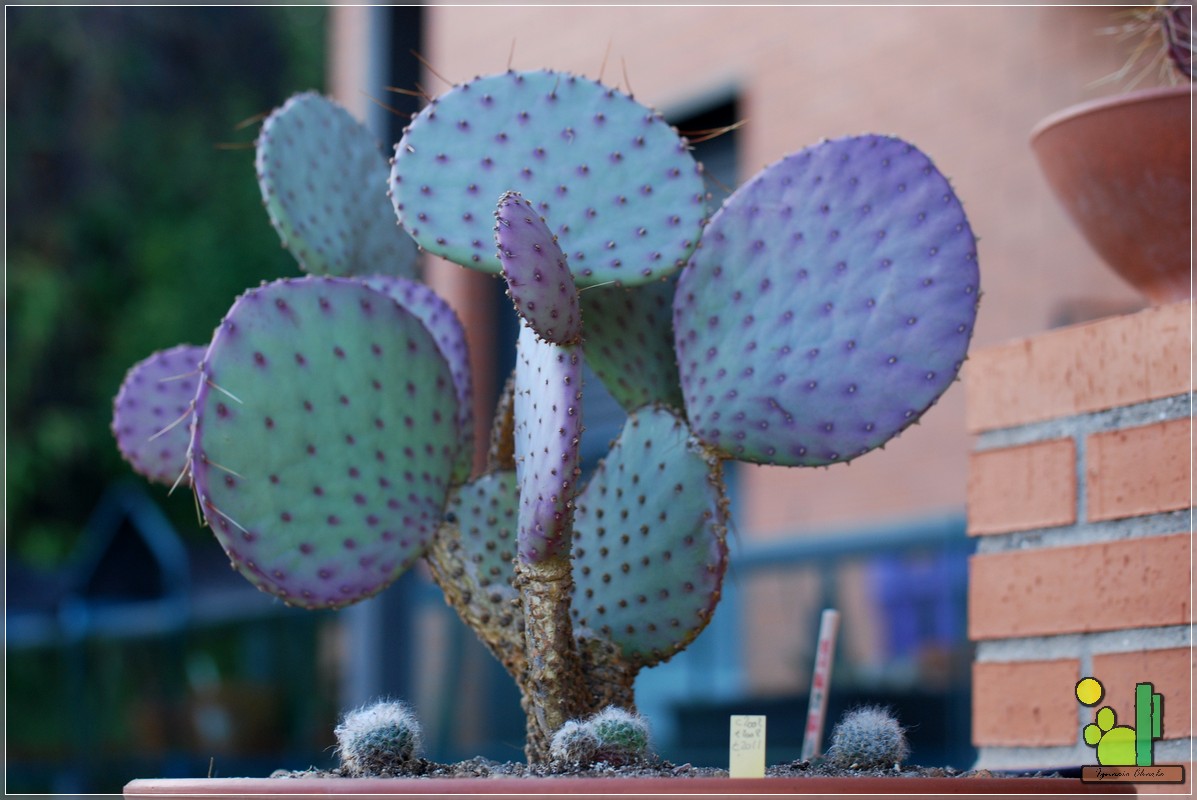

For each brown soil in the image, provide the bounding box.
[271,759,1023,781]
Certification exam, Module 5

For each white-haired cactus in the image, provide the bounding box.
[548,718,601,764]
[112,67,979,765]
[550,706,651,766]
[335,700,424,775]
[825,706,910,769]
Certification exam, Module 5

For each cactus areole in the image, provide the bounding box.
[111,68,980,765]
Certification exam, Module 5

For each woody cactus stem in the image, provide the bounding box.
[515,556,585,753]
[508,274,586,747]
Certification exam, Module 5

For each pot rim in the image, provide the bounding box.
[124,774,1138,797]
[1029,84,1193,144]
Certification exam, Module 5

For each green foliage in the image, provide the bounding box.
[6,7,328,566]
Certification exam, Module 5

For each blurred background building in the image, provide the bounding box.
[6,3,1168,792]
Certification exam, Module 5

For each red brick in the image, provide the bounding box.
[972,660,1079,746]
[965,302,1191,433]
[1090,648,1193,739]
[967,439,1076,535]
[969,534,1192,640]
[1087,418,1192,522]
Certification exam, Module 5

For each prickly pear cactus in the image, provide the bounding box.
[112,344,205,485]
[512,323,583,565]
[494,191,582,345]
[257,92,419,279]
[362,275,475,483]
[571,405,728,667]
[189,276,460,609]
[674,135,979,466]
[112,67,982,768]
[390,69,707,286]
[578,278,684,412]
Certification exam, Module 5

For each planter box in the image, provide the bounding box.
[126,774,1134,799]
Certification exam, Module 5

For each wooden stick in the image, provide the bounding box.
[801,608,840,761]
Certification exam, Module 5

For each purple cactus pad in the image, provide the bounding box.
[256,92,419,278]
[571,406,728,666]
[512,321,583,564]
[494,191,582,345]
[674,135,980,466]
[363,275,475,483]
[579,277,684,412]
[448,469,518,600]
[189,276,460,609]
[112,344,205,485]
[391,70,706,287]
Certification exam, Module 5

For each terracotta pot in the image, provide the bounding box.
[1030,85,1193,304]
[125,774,1134,799]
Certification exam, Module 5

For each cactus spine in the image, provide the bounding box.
[112,69,980,766]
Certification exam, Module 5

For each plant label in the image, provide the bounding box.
[729,714,766,778]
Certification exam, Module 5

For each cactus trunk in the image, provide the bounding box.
[514,556,585,762]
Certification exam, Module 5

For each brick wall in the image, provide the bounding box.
[965,301,1193,789]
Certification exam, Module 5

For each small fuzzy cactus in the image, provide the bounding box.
[335,700,423,776]
[111,66,980,764]
[548,719,601,764]
[825,706,910,770]
[550,707,651,766]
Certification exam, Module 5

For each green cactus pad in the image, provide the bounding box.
[362,275,474,483]
[189,276,460,609]
[494,191,582,345]
[571,406,729,667]
[579,277,684,412]
[513,321,583,563]
[390,70,707,287]
[256,92,419,278]
[674,135,980,466]
[112,344,205,485]
[447,469,519,606]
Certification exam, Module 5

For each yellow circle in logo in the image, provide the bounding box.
[1076,677,1104,706]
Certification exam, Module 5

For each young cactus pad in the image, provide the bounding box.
[674,135,979,466]
[512,323,583,564]
[256,92,419,279]
[571,405,728,666]
[390,69,707,286]
[189,276,460,609]
[111,343,205,485]
[494,191,582,345]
